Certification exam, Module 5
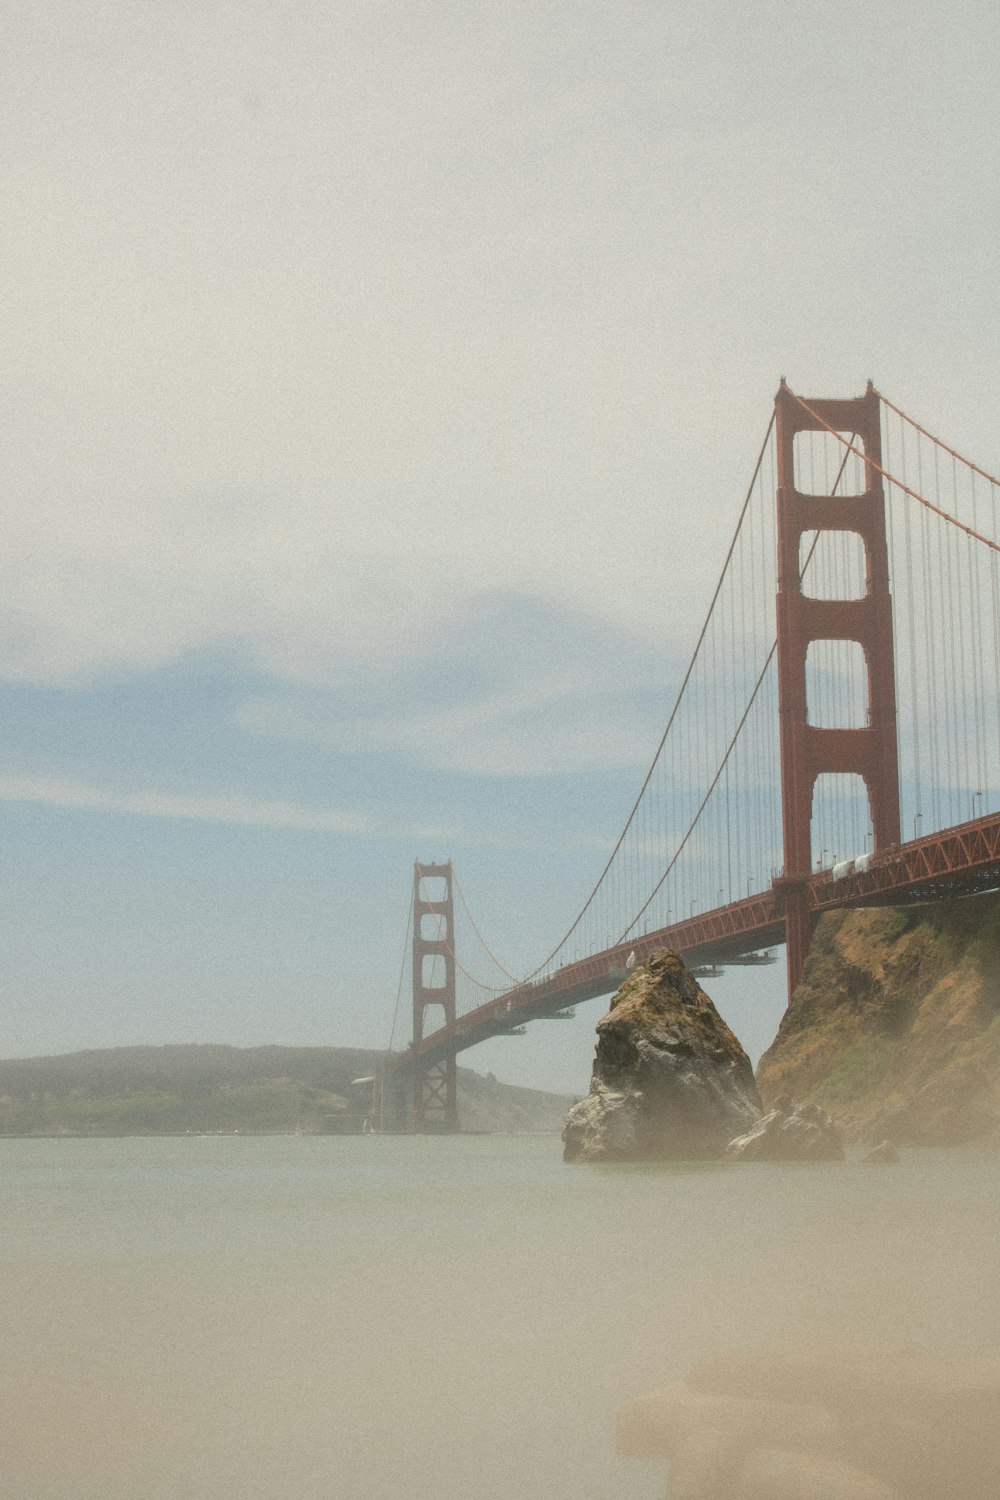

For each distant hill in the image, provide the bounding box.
[0,1044,573,1136]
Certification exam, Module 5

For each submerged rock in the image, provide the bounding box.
[562,949,761,1162]
[619,1339,1000,1500]
[725,1096,844,1161]
[859,1139,900,1165]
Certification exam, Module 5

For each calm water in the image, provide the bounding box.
[2,1133,999,1498]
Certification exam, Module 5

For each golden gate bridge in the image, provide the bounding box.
[384,382,1000,1130]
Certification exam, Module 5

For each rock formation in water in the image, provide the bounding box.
[617,1338,1000,1499]
[562,949,761,1161]
[757,891,1000,1147]
[726,1095,843,1161]
[859,1139,900,1165]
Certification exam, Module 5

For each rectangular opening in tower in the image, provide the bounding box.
[418,1002,450,1032]
[799,529,867,599]
[810,772,873,871]
[793,430,868,496]
[805,639,870,729]
[421,954,449,989]
[420,912,447,942]
[418,875,448,904]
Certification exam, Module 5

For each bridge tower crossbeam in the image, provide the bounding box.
[773,380,901,999]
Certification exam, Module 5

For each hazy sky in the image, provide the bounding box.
[3,0,998,1089]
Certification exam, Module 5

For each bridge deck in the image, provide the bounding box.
[389,811,1000,1074]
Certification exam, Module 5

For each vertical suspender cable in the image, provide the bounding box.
[968,469,986,804]
[899,412,921,834]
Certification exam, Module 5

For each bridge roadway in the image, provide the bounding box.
[388,810,1000,1077]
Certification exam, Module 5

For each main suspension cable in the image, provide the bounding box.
[618,639,778,940]
[516,410,777,980]
[874,387,1000,490]
[618,432,856,939]
[786,389,1000,554]
[420,898,510,995]
[385,895,413,1058]
[451,869,520,982]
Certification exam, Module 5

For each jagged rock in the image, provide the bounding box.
[859,1139,900,1165]
[562,949,761,1161]
[726,1096,844,1161]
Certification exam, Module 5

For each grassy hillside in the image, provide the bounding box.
[757,891,1000,1145]
[0,1044,573,1136]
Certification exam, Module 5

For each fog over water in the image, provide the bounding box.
[3,1134,998,1498]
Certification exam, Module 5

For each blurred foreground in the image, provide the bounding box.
[620,1339,998,1498]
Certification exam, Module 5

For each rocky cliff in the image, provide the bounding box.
[757,891,1000,1146]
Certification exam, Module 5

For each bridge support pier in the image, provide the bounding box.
[774,381,901,1001]
[374,1065,410,1134]
[772,878,815,1009]
[410,860,459,1132]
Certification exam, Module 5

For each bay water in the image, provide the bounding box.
[2,1133,999,1498]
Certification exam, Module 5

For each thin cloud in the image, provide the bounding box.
[0,776,374,837]
[236,686,656,777]
[0,772,624,857]
[234,598,673,779]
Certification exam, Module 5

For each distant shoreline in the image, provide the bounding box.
[0,1042,573,1137]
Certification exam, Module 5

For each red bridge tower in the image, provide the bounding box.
[774,381,901,1000]
[410,860,459,1131]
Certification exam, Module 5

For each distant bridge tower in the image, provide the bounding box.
[774,381,901,1001]
[410,860,459,1131]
